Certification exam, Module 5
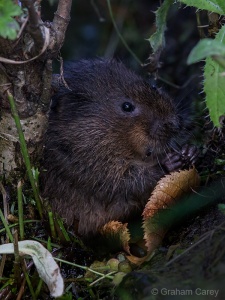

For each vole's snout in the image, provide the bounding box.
[149,120,175,138]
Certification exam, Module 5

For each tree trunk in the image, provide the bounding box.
[0,0,72,181]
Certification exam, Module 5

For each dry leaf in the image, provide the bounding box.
[97,168,200,266]
[143,167,200,253]
[126,251,152,265]
[143,168,200,219]
[100,221,131,254]
[0,240,64,298]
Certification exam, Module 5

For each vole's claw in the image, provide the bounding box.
[161,152,183,173]
[181,144,199,165]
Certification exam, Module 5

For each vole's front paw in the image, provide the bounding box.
[180,144,199,166]
[162,144,199,173]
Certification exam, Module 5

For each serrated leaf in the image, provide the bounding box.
[0,0,22,40]
[98,169,200,265]
[0,19,20,39]
[179,0,225,15]
[0,240,64,298]
[100,221,131,254]
[126,251,151,265]
[0,0,22,16]
[204,26,225,127]
[143,168,200,252]
[148,0,174,53]
[187,38,225,64]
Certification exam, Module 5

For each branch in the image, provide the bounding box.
[20,0,45,55]
[51,0,72,52]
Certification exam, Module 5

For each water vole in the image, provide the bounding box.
[42,59,197,236]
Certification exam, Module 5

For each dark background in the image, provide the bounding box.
[42,0,203,98]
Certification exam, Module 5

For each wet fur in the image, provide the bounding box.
[42,59,185,236]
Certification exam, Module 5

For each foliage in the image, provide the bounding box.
[187,37,225,64]
[149,0,225,127]
[179,0,225,15]
[203,26,225,127]
[148,0,174,53]
[0,0,22,40]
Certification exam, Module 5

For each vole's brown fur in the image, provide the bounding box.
[42,59,192,236]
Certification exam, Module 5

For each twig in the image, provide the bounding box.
[0,182,9,221]
[16,278,26,300]
[0,261,33,299]
[59,56,70,89]
[13,230,22,287]
[16,17,28,40]
[21,259,36,300]
[0,286,12,299]
[0,236,8,278]
[20,0,45,54]
[0,26,50,65]
[0,253,6,278]
[52,0,72,51]
[7,91,43,219]
[17,180,24,240]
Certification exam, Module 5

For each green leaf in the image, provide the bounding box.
[0,0,22,40]
[218,203,225,214]
[187,38,225,64]
[148,0,174,53]
[179,0,225,15]
[204,26,225,127]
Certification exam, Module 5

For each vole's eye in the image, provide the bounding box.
[122,102,135,112]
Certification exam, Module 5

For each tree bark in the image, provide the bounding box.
[0,0,72,179]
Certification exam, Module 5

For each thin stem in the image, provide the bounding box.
[0,209,13,242]
[55,258,114,280]
[18,181,24,240]
[106,0,142,65]
[21,259,36,300]
[0,182,9,220]
[56,217,71,242]
[0,220,41,235]
[13,230,22,287]
[89,271,116,286]
[48,212,56,239]
[35,278,43,298]
[7,91,43,219]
